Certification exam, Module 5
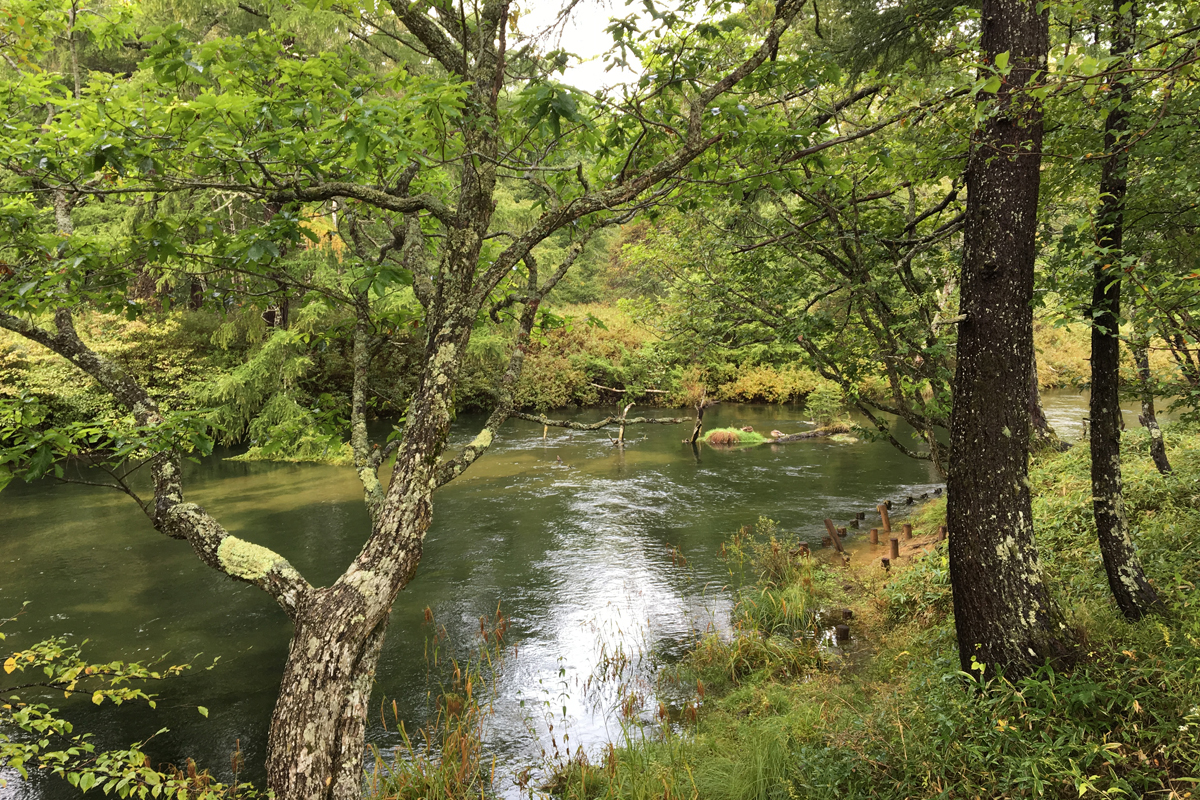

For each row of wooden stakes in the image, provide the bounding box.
[821,503,948,569]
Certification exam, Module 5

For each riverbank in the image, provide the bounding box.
[510,424,1200,799]
[2,307,1182,446]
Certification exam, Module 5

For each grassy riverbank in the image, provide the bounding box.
[550,425,1200,800]
[374,425,1200,800]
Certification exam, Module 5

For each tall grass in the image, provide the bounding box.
[366,608,509,800]
[547,428,1200,800]
[367,428,1200,800]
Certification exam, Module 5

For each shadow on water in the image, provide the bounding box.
[0,396,1100,797]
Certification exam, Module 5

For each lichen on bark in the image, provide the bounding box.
[217,536,286,581]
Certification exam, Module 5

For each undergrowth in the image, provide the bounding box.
[537,427,1200,800]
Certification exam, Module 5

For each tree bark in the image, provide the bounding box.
[266,592,391,800]
[1089,0,1161,621]
[947,0,1070,678]
[1029,351,1062,449]
[1133,320,1171,474]
[4,4,808,797]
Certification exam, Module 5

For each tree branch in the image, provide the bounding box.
[0,309,312,617]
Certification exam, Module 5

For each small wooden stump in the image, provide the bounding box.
[889,537,900,560]
[842,608,854,621]
[902,523,913,540]
[837,526,847,538]
[870,528,879,545]
[856,511,866,520]
[834,624,850,641]
[849,519,860,529]
[881,557,891,571]
[937,525,947,542]
[877,504,892,533]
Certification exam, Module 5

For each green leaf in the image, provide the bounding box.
[994,51,1010,73]
[197,706,208,717]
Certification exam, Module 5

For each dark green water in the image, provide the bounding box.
[2,396,1107,796]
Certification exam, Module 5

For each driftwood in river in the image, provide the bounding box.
[770,422,854,443]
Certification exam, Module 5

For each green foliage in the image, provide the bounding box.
[1,607,248,798]
[801,384,845,427]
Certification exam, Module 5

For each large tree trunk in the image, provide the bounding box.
[267,595,391,800]
[947,0,1070,678]
[263,309,476,800]
[1089,0,1161,620]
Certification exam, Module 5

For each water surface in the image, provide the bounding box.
[1,395,1106,796]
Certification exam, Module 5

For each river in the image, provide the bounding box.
[0,391,1124,796]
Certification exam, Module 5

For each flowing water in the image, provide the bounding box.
[0,392,1125,796]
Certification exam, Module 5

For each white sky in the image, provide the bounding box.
[518,0,645,92]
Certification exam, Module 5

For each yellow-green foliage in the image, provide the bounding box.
[511,304,666,411]
[1034,318,1177,390]
[0,312,235,425]
[717,365,822,404]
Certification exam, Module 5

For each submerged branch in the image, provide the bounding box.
[511,412,690,430]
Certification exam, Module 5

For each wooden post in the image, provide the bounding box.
[902,523,913,540]
[889,537,900,560]
[689,392,707,444]
[849,519,859,529]
[837,526,847,538]
[878,503,891,532]
[834,624,850,641]
[937,525,947,542]
[617,402,634,446]
[823,519,844,553]
[870,528,879,545]
[856,512,866,520]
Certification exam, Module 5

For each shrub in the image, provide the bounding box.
[802,383,845,427]
[718,365,821,404]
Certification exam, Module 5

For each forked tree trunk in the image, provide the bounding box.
[263,310,475,800]
[947,0,1070,678]
[1089,0,1161,620]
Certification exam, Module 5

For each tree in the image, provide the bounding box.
[946,0,1071,677]
[0,2,808,797]
[1087,0,1162,620]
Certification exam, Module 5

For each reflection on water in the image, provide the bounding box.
[0,395,1102,796]
[1040,388,1177,441]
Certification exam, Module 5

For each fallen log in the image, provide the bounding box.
[771,422,854,443]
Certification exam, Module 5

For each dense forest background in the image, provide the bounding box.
[2,0,1200,797]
